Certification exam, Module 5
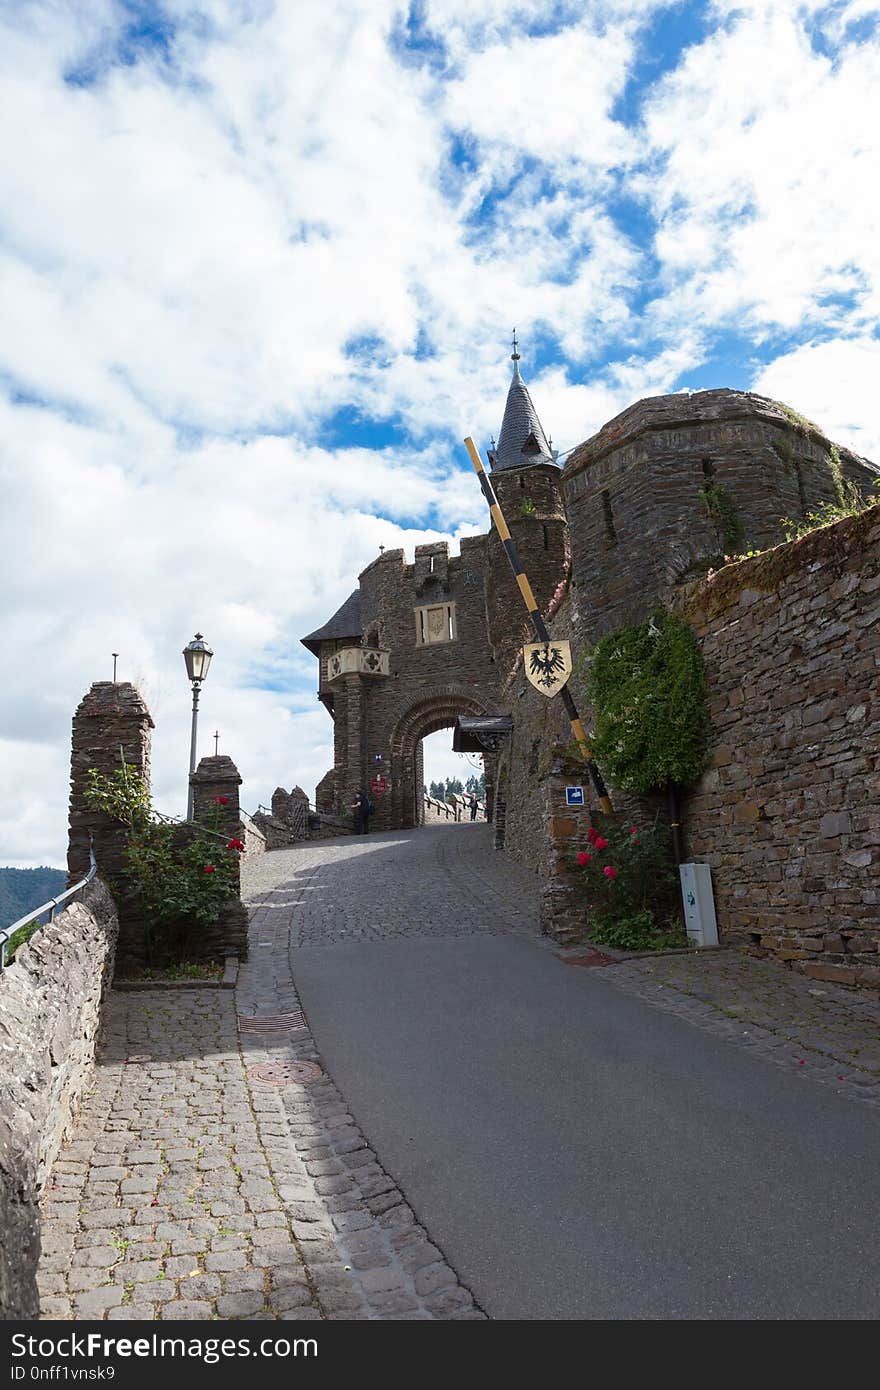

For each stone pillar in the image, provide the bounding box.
[539,758,596,945]
[343,675,364,802]
[68,681,154,886]
[190,755,248,960]
[191,754,242,839]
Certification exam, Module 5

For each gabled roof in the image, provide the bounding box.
[301,589,362,656]
[492,362,557,472]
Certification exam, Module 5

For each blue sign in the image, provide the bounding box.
[565,786,585,807]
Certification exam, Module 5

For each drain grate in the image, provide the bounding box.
[247,1060,322,1086]
[238,1011,307,1033]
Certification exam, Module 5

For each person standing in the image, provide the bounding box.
[351,790,372,834]
[469,793,478,821]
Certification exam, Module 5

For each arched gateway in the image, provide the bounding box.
[388,688,491,829]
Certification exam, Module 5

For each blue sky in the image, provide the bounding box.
[1,0,879,865]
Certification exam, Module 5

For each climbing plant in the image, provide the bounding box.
[699,481,744,553]
[84,765,242,961]
[583,609,709,794]
[780,445,878,543]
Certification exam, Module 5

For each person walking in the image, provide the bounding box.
[469,793,478,822]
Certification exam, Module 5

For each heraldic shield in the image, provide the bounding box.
[523,639,573,696]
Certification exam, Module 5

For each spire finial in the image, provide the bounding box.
[511,328,520,364]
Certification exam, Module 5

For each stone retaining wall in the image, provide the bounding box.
[676,505,880,983]
[0,879,118,1318]
[240,815,266,862]
[500,505,880,977]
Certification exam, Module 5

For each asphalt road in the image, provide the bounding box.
[287,827,880,1320]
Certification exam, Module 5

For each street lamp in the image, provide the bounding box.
[183,632,213,819]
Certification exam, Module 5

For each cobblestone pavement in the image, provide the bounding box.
[596,948,880,1109]
[38,823,880,1318]
[36,829,486,1321]
[243,823,540,947]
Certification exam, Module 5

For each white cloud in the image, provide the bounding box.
[641,5,880,336]
[752,336,880,460]
[2,0,880,872]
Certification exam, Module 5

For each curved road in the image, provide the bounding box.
[247,824,880,1320]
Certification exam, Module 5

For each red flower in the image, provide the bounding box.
[577,851,591,866]
[594,836,608,851]
[203,865,215,874]
[213,795,230,805]
[629,826,638,836]
[603,865,618,879]
[586,827,599,844]
[227,838,245,852]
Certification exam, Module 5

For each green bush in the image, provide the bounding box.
[584,609,709,793]
[3,919,41,962]
[84,765,241,963]
[571,817,686,950]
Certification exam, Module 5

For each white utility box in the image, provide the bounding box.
[679,863,719,948]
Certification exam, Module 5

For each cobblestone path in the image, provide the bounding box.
[36,828,494,1321]
[37,823,880,1319]
[597,947,880,1109]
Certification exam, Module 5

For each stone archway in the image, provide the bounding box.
[387,686,491,830]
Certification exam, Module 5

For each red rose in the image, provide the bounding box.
[603,865,618,879]
[629,826,638,835]
[213,795,230,805]
[227,839,245,852]
[594,836,608,851]
[577,851,591,866]
[203,865,215,874]
[586,827,599,844]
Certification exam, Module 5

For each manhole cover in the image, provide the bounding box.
[247,1060,323,1086]
[238,1011,307,1034]
[563,950,615,968]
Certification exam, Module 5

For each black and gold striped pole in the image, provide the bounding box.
[464,436,613,814]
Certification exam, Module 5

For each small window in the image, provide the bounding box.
[415,603,457,645]
[542,525,549,550]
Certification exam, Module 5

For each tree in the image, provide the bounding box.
[445,777,463,798]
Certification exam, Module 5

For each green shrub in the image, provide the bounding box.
[699,482,743,553]
[571,817,686,949]
[584,609,709,793]
[3,919,41,962]
[84,765,241,963]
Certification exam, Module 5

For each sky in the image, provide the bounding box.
[2,0,879,868]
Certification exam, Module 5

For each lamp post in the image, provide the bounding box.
[183,632,213,820]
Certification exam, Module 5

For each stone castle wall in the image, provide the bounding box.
[676,504,880,983]
[563,390,878,647]
[0,879,118,1318]
[500,506,880,972]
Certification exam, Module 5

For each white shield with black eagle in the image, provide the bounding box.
[523,640,572,696]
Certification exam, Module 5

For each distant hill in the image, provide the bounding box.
[0,866,67,924]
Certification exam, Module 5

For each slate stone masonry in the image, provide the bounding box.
[0,879,118,1318]
[676,504,880,983]
[190,755,249,960]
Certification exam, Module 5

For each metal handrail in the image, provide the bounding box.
[153,809,239,844]
[0,839,98,971]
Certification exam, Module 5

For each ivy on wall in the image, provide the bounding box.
[584,609,709,793]
[699,481,744,553]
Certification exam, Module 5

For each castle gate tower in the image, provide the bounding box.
[302,346,568,831]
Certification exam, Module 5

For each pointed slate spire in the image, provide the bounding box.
[491,334,557,471]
